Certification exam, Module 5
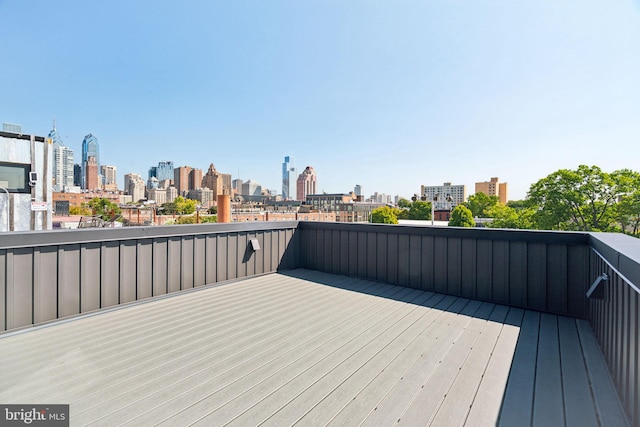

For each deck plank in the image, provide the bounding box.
[533,313,564,426]
[558,316,599,427]
[576,319,630,427]
[498,309,540,426]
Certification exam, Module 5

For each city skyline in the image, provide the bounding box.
[1,1,638,200]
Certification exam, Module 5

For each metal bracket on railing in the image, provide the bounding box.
[586,273,608,299]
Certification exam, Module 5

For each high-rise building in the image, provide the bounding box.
[475,177,508,204]
[202,164,232,198]
[149,161,174,183]
[173,166,202,196]
[101,165,117,190]
[48,122,74,190]
[124,173,146,202]
[242,180,262,196]
[190,168,203,193]
[81,133,100,190]
[73,164,82,187]
[282,156,296,200]
[232,179,243,196]
[85,156,100,191]
[420,182,466,209]
[296,166,317,201]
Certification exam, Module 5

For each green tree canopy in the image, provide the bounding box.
[85,198,121,221]
[407,200,431,220]
[526,165,623,231]
[161,196,197,215]
[397,198,412,209]
[485,203,536,229]
[613,169,640,236]
[449,205,475,227]
[465,192,498,218]
[370,206,399,224]
[70,205,92,216]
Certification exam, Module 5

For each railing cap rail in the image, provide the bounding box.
[299,221,591,245]
[0,221,300,249]
[589,232,640,290]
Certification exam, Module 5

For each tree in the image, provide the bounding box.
[174,216,197,224]
[613,169,640,235]
[397,198,412,209]
[161,196,197,215]
[70,205,92,216]
[465,193,498,218]
[371,206,399,224]
[486,203,536,229]
[407,201,432,220]
[449,205,475,227]
[526,165,622,231]
[85,198,121,221]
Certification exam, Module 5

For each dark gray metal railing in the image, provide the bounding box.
[0,222,299,332]
[298,222,592,318]
[1,221,638,425]
[588,234,639,426]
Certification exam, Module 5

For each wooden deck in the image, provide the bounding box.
[0,269,629,426]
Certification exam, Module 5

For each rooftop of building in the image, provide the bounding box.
[0,222,636,425]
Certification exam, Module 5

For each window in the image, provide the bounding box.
[0,162,31,193]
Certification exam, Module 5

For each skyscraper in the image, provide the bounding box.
[296,166,317,201]
[149,161,174,183]
[48,121,74,190]
[101,165,117,191]
[81,133,100,190]
[202,163,232,198]
[282,156,296,200]
[85,156,100,191]
[174,165,202,197]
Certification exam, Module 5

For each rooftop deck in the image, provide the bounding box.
[0,269,629,426]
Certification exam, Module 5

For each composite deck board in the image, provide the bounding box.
[576,319,631,427]
[533,313,565,426]
[0,269,629,426]
[558,316,599,427]
[498,309,540,426]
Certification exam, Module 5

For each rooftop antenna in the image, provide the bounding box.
[52,117,56,131]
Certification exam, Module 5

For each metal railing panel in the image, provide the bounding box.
[588,241,639,426]
[297,222,591,318]
[0,222,300,333]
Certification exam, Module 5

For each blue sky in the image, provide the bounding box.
[1,1,639,200]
